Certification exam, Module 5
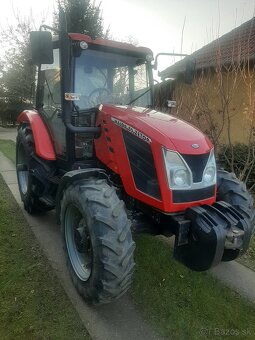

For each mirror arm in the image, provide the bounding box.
[39,25,60,34]
[153,52,188,70]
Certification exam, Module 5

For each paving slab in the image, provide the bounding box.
[1,170,17,185]
[0,151,161,340]
[210,261,255,303]
[0,159,15,172]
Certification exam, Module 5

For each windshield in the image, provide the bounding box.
[74,49,151,109]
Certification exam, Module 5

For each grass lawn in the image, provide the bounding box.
[131,235,255,339]
[0,139,16,164]
[0,175,90,339]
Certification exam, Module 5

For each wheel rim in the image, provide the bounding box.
[65,204,92,281]
[17,143,29,195]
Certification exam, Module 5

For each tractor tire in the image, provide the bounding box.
[217,170,255,225]
[217,169,255,260]
[60,178,135,304]
[16,124,53,214]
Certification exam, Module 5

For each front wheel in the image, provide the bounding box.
[60,179,135,304]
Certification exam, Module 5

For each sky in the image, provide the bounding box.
[0,0,255,73]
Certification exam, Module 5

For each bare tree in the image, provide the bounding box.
[0,13,39,125]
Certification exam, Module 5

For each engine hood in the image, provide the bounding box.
[99,104,213,154]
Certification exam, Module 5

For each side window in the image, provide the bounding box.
[41,49,66,156]
[41,49,61,113]
[133,64,150,106]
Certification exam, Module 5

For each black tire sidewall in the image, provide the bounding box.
[217,169,255,232]
[60,179,135,304]
[16,126,35,210]
[61,193,104,303]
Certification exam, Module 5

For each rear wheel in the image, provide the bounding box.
[16,124,53,214]
[217,169,255,260]
[217,170,255,225]
[61,179,135,304]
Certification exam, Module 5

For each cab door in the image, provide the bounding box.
[36,48,66,157]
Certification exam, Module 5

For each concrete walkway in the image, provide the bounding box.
[0,127,17,142]
[210,261,255,302]
[0,151,161,340]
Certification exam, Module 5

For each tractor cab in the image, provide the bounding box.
[71,38,153,109]
[32,30,154,164]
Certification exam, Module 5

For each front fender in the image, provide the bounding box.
[17,110,56,161]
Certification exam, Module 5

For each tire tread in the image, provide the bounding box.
[60,179,135,304]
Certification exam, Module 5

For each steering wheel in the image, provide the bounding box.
[88,88,111,106]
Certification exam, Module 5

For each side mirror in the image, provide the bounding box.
[184,59,196,85]
[30,31,53,65]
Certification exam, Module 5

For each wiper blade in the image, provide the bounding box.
[127,88,151,105]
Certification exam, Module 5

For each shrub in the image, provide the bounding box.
[217,143,255,193]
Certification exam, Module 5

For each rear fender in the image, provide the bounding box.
[56,168,108,223]
[17,110,56,161]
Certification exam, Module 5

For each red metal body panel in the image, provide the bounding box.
[94,104,216,213]
[68,33,153,56]
[17,110,56,161]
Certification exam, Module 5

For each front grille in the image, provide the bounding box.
[172,185,215,203]
[122,130,161,200]
[181,153,210,182]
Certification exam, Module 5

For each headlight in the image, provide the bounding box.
[174,168,189,186]
[163,149,192,189]
[203,166,215,183]
[163,148,216,190]
[202,150,216,185]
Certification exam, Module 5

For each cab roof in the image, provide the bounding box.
[68,33,153,57]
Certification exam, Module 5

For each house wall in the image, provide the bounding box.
[167,67,255,146]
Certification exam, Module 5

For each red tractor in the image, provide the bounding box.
[16,14,254,304]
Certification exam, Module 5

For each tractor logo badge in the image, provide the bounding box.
[192,143,200,149]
